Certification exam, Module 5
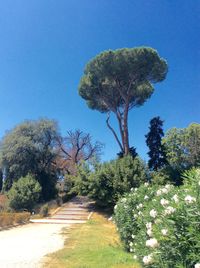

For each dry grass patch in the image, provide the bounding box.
[0,212,30,228]
[43,212,140,268]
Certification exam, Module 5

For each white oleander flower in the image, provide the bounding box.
[146,238,159,248]
[160,198,169,206]
[129,242,133,247]
[172,194,179,203]
[130,248,133,252]
[144,182,149,187]
[162,188,169,194]
[137,203,143,209]
[131,234,135,239]
[143,254,154,265]
[161,229,168,236]
[138,211,142,216]
[134,188,138,192]
[134,214,138,218]
[185,195,196,204]
[144,195,149,200]
[131,188,134,191]
[122,198,127,202]
[147,229,153,237]
[156,189,162,196]
[165,184,171,190]
[150,209,157,218]
[114,205,117,210]
[164,206,176,215]
[133,255,137,260]
[195,263,200,268]
[198,181,200,186]
[146,222,152,229]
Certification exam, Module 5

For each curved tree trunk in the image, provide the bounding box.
[123,103,130,155]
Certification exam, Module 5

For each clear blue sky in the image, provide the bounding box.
[0,0,199,161]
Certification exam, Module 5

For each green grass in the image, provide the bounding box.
[44,212,140,268]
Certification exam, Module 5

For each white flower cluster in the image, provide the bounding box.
[185,195,196,204]
[164,206,176,215]
[146,238,159,248]
[143,254,154,265]
[144,182,149,187]
[136,203,143,209]
[161,228,168,236]
[144,195,149,200]
[171,194,179,203]
[150,209,157,218]
[156,184,172,196]
[195,263,200,268]
[146,222,153,237]
[160,198,169,206]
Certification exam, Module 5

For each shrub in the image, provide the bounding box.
[0,194,8,212]
[74,155,147,208]
[114,168,200,267]
[40,204,49,217]
[7,174,42,211]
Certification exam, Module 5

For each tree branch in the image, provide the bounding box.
[106,113,123,152]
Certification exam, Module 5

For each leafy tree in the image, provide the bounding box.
[57,129,103,175]
[8,174,41,211]
[145,116,167,170]
[1,119,60,200]
[74,155,147,207]
[79,47,168,156]
[163,123,200,171]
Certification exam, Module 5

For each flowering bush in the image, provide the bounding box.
[114,168,200,267]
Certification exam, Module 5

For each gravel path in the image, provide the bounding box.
[0,223,70,268]
[0,197,93,268]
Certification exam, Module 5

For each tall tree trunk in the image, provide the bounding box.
[116,111,125,152]
[123,103,129,155]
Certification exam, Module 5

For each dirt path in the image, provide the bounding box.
[0,197,93,268]
[0,222,70,268]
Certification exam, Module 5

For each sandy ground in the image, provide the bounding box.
[0,223,70,268]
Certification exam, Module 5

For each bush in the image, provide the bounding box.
[114,168,200,267]
[74,155,147,208]
[40,204,49,217]
[7,174,42,211]
[0,212,30,228]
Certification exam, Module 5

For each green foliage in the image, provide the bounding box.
[40,204,49,217]
[74,155,147,208]
[146,117,167,170]
[149,168,171,185]
[79,47,167,113]
[1,119,60,200]
[79,47,168,155]
[163,123,200,171]
[114,168,200,267]
[7,174,42,211]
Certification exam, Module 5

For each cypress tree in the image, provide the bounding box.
[145,117,167,170]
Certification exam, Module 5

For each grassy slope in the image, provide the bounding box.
[44,212,140,268]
